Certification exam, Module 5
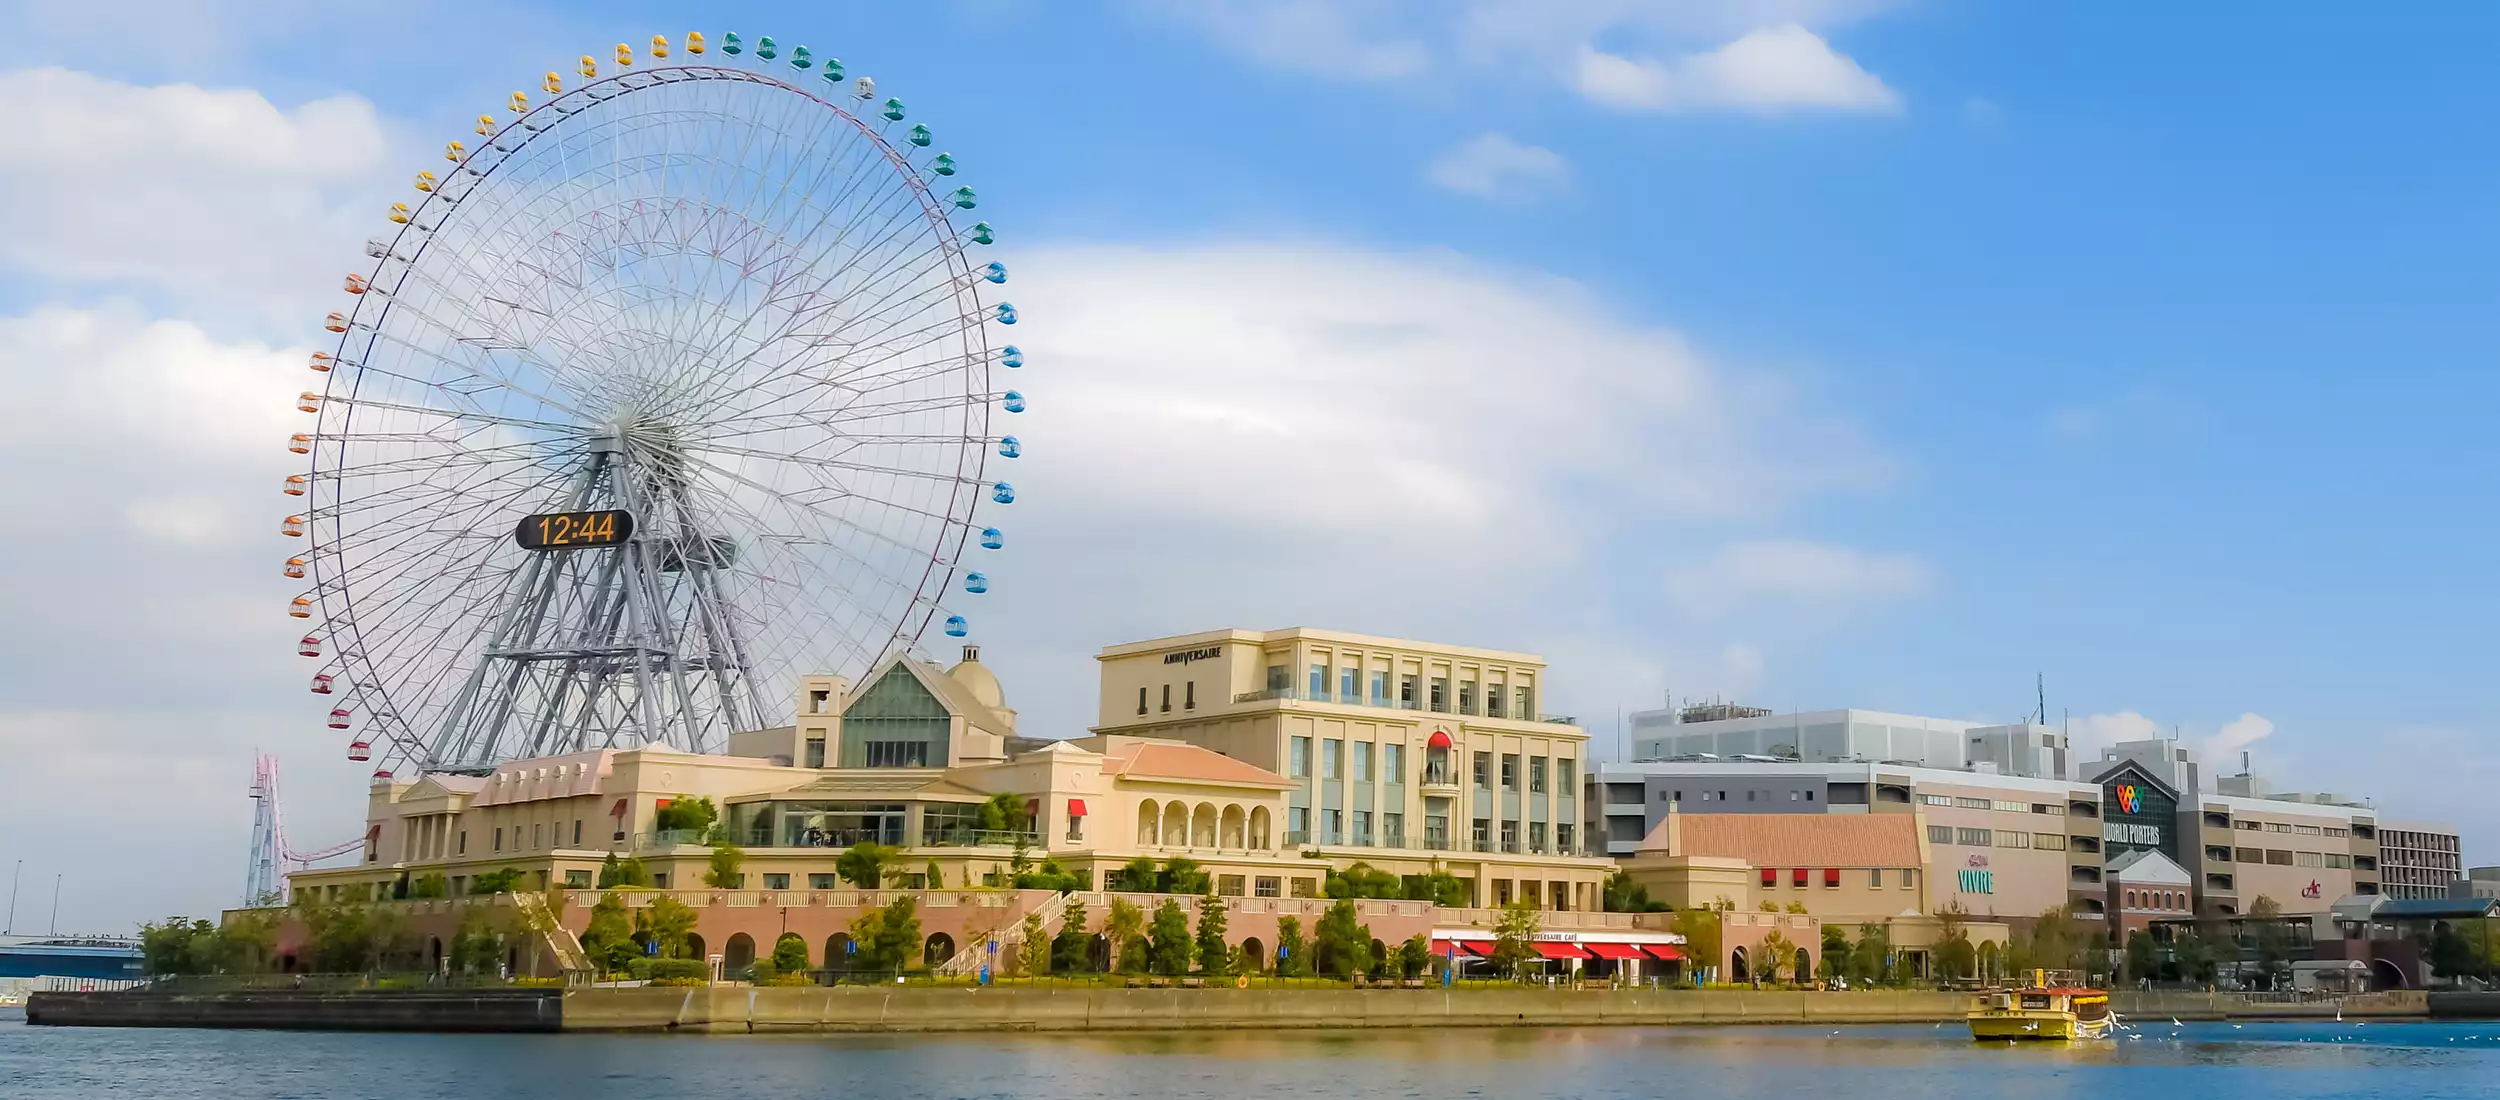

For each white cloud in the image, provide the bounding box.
[2205,712,2276,762]
[1574,26,1900,114]
[1426,132,1572,201]
[1152,0,1431,80]
[2067,710,2277,784]
[1664,537,1928,614]
[0,67,392,324]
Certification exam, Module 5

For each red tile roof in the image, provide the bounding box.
[1102,742,1293,788]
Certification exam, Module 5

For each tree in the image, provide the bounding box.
[447,906,507,976]
[850,895,922,971]
[1490,898,1541,980]
[1276,915,1310,978]
[2248,895,2292,990]
[837,842,902,889]
[139,918,220,976]
[635,895,697,959]
[925,861,945,890]
[772,933,810,974]
[2172,930,2219,984]
[297,897,409,973]
[704,842,746,889]
[1671,907,1725,985]
[1402,868,1470,908]
[407,873,449,900]
[1757,927,1795,984]
[597,854,652,889]
[1398,934,1431,980]
[975,792,1030,834]
[1758,900,1781,913]
[468,867,526,895]
[1934,901,1974,983]
[1601,870,1669,913]
[581,892,637,975]
[1014,857,1087,893]
[1106,898,1147,972]
[1148,899,1195,976]
[1053,895,1093,972]
[653,795,718,838]
[1850,923,1892,985]
[2124,930,2160,984]
[1021,911,1050,976]
[1326,863,1404,900]
[1315,899,1374,978]
[1113,857,1160,892]
[1819,925,1851,983]
[1195,893,1232,976]
[1162,858,1211,896]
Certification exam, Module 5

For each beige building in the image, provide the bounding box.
[296,638,1608,915]
[1093,628,1614,910]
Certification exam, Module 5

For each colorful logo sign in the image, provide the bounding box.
[2302,880,2323,899]
[1957,869,1995,895]
[2115,784,2143,814]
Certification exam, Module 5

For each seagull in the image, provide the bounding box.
[2232,1024,2244,1030]
[2172,1018,2183,1027]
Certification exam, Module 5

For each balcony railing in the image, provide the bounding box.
[1283,829,1311,846]
[1227,688,1574,725]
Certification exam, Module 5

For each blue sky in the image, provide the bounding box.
[1,1,2494,929]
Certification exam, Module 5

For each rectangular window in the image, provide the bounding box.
[1384,812,1406,848]
[1556,758,1573,794]
[808,688,830,715]
[863,741,930,767]
[1473,751,1492,788]
[1499,819,1519,853]
[1473,818,1491,851]
[2295,824,2322,836]
[1459,680,1477,714]
[1161,683,1172,713]
[1309,664,1327,698]
[1957,827,1993,846]
[1869,868,1884,888]
[1067,812,1084,841]
[457,831,467,854]
[1556,823,1573,854]
[2032,803,2064,816]
[1501,754,1519,789]
[2326,853,2353,869]
[1425,814,1449,847]
[763,873,790,890]
[1515,686,1533,719]
[2238,820,2261,831]
[2034,833,2067,851]
[1400,675,1418,705]
[1760,867,1777,887]
[1255,876,1282,898]
[1185,681,1196,710]
[1288,806,1310,841]
[1383,743,1404,781]
[2267,822,2293,834]
[2238,847,2263,862]
[2267,849,2295,866]
[1291,877,1319,899]
[1341,667,1357,701]
[805,737,827,768]
[1528,821,1548,854]
[1353,810,1373,846]
[1137,687,1148,715]
[1998,832,2030,849]
[1487,686,1506,718]
[1324,809,1343,844]
[1430,677,1449,712]
[1370,671,1388,705]
[565,869,592,889]
[651,873,668,888]
[1530,756,1548,794]
[810,873,837,889]
[572,819,582,846]
[1218,874,1246,897]
[1291,736,1312,778]
[2296,851,2323,867]
[533,823,543,849]
[1903,869,1917,889]
[1824,868,1841,888]
[1920,794,1954,807]
[1267,665,1289,691]
[1323,738,1343,780]
[493,827,503,852]
[1993,799,2028,812]
[1956,797,1991,809]
[1352,742,1373,782]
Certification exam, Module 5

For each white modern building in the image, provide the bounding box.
[1629,704,2066,779]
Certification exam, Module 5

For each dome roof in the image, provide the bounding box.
[946,644,1005,711]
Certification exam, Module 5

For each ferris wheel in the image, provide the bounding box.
[281,31,1023,777]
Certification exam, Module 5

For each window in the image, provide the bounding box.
[2326,853,2353,869]
[1530,756,1548,794]
[2296,851,2323,867]
[1430,677,1449,712]
[1352,742,1373,783]
[1288,806,1310,841]
[2267,850,2295,866]
[1956,828,1992,846]
[1161,684,1172,713]
[1291,877,1319,898]
[1790,791,1802,801]
[1501,754,1519,789]
[1137,687,1148,715]
[1384,744,1404,783]
[1291,736,1312,778]
[863,741,930,767]
[1473,818,1491,850]
[1370,671,1388,705]
[1385,812,1406,848]
[533,823,543,849]
[1792,868,1809,888]
[1920,794,1954,807]
[2032,803,2064,816]
[1185,681,1195,710]
[1219,875,1246,897]
[1869,868,1884,887]
[1323,738,1343,780]
[1824,868,1841,888]
[493,827,503,852]
[1324,809,1343,844]
[2266,822,2294,834]
[1255,876,1282,898]
[1267,665,1289,691]
[1353,811,1374,846]
[1067,811,1084,842]
[1902,869,1917,889]
[2295,824,2322,836]
[1746,790,1757,802]
[2325,826,2350,838]
[1499,819,1520,853]
[2237,847,2262,862]
[2238,820,2261,831]
[652,874,669,888]
[1956,797,1991,809]
[2034,834,2067,851]
[764,873,790,890]
[1309,664,1327,698]
[810,873,836,889]
[808,688,830,714]
[1487,686,1506,718]
[457,831,467,854]
[1425,814,1448,848]
[1993,800,2028,812]
[565,869,591,888]
[805,737,826,768]
[1459,680,1477,714]
[1400,675,1418,705]
[1556,758,1573,795]
[1760,867,1777,887]
[1997,832,2030,849]
[1341,667,1357,702]
[1515,686,1534,718]
[1555,823,1573,854]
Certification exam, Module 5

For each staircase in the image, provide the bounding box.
[934,892,1069,978]
[510,892,591,977]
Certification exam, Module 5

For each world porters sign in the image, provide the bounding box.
[2103,822,2164,846]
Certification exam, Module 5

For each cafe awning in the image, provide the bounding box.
[1640,944,1683,962]
[1581,942,1644,961]
[1533,942,1592,960]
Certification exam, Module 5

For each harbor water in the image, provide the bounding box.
[6,1011,2499,1099]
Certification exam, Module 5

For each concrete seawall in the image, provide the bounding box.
[562,987,1982,1033]
[26,989,562,1031]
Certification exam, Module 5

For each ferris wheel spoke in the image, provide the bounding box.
[662,446,974,587]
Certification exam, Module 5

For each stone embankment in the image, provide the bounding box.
[26,987,560,1031]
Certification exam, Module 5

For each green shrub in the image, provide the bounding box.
[647,958,709,985]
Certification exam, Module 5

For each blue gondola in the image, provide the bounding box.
[997,436,1020,458]
[979,528,1003,550]
[1000,345,1022,368]
[964,572,988,594]
[994,302,1016,324]
[992,482,1014,504]
[1002,391,1025,413]
[981,261,1006,283]
[944,615,968,637]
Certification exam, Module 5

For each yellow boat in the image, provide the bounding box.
[1967,971,2111,1041]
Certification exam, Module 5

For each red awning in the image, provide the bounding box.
[1640,944,1683,962]
[1449,939,1490,957]
[608,798,628,817]
[1582,942,1644,961]
[364,824,381,841]
[1067,798,1088,817]
[1427,730,1454,749]
[1533,942,1591,960]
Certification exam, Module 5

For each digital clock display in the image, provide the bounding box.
[514,509,634,551]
